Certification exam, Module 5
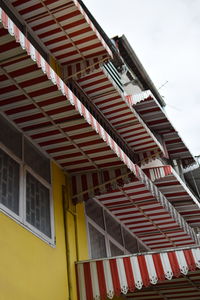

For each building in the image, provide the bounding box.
[0,1,200,299]
[184,156,200,200]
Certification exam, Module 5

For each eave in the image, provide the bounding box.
[114,35,166,108]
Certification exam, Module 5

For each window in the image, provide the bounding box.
[88,223,107,259]
[105,211,123,245]
[123,228,139,253]
[26,172,51,238]
[110,241,124,256]
[85,198,104,229]
[24,139,50,183]
[0,116,53,244]
[0,148,20,215]
[86,199,148,259]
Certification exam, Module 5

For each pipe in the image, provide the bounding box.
[62,175,80,300]
[62,185,72,300]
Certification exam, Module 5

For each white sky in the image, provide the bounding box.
[83,0,200,156]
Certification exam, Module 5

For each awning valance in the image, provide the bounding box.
[76,246,200,300]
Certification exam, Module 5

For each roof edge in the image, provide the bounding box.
[116,35,166,107]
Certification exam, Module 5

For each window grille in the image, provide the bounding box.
[0,115,22,158]
[0,148,19,214]
[85,199,105,229]
[88,223,106,259]
[123,228,139,253]
[86,199,148,258]
[110,241,124,257]
[24,139,51,183]
[26,172,51,238]
[105,211,123,245]
[0,114,53,243]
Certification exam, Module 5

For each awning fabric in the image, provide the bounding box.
[144,166,200,229]
[76,246,200,300]
[0,7,130,173]
[71,164,198,250]
[0,7,198,251]
[126,91,195,168]
[8,0,113,76]
[76,67,166,163]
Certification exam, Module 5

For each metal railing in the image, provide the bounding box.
[67,79,139,164]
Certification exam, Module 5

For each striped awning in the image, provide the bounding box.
[76,66,166,164]
[71,164,198,250]
[7,0,113,75]
[0,7,128,173]
[0,8,198,251]
[126,91,195,167]
[143,166,200,229]
[76,246,200,300]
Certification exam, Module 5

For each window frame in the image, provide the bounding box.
[87,220,108,259]
[0,141,22,222]
[85,198,149,259]
[0,141,55,246]
[86,215,128,259]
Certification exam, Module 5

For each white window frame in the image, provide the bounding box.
[0,142,22,222]
[0,142,55,246]
[87,219,108,259]
[85,198,149,258]
[86,216,128,259]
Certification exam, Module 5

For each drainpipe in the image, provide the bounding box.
[62,179,79,300]
[62,186,72,300]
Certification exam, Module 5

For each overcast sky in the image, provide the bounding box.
[84,0,200,156]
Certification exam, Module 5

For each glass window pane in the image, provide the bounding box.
[85,199,105,229]
[24,139,51,183]
[110,241,124,257]
[88,223,106,259]
[0,148,20,214]
[123,228,139,253]
[138,243,148,253]
[26,172,51,238]
[105,211,123,245]
[0,115,22,158]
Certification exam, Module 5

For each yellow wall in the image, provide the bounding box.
[64,173,89,300]
[0,162,89,300]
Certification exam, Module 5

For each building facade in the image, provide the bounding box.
[0,1,200,300]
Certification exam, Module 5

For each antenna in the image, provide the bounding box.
[158,80,168,90]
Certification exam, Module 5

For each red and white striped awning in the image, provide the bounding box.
[0,8,197,251]
[7,0,113,75]
[0,8,128,174]
[94,180,197,250]
[76,67,166,164]
[76,246,200,300]
[71,164,198,250]
[143,166,200,229]
[126,91,195,168]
